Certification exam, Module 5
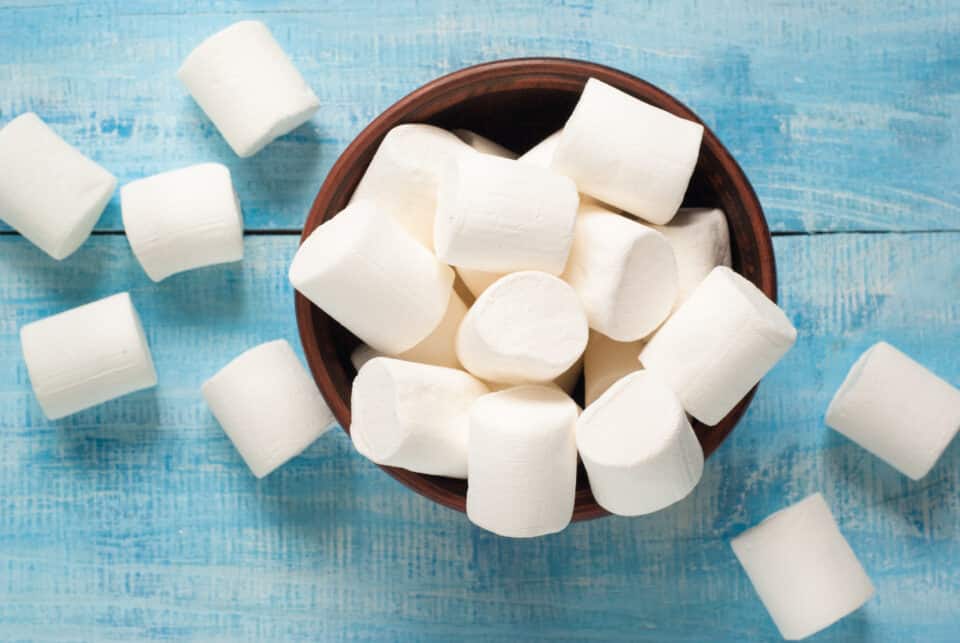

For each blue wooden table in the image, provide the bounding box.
[1,2,958,641]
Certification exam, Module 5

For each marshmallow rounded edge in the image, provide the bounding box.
[453,129,517,159]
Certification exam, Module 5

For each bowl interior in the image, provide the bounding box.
[296,59,775,521]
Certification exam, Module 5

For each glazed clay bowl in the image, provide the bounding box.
[296,58,776,521]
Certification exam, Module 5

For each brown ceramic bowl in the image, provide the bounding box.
[296,58,776,521]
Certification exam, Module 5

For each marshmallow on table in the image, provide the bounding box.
[552,78,704,224]
[20,293,156,420]
[351,357,489,478]
[457,271,589,384]
[456,267,504,299]
[640,266,797,425]
[518,130,562,168]
[435,152,579,274]
[178,21,320,158]
[203,340,335,478]
[121,163,244,282]
[453,129,517,159]
[652,207,731,306]
[289,200,454,354]
[731,493,874,640]
[351,124,471,248]
[577,370,702,515]
[583,331,644,405]
[467,385,579,537]
[825,342,960,480]
[0,113,116,260]
[562,202,678,341]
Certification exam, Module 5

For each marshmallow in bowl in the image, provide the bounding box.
[562,202,678,341]
[350,344,382,372]
[351,357,489,478]
[552,78,703,224]
[289,200,454,355]
[652,207,731,306]
[20,293,157,420]
[202,340,335,478]
[518,130,562,168]
[640,266,796,425]
[583,331,644,406]
[178,21,320,158]
[456,267,503,299]
[0,112,116,260]
[731,493,874,640]
[121,163,244,282]
[578,371,702,515]
[453,129,517,158]
[351,124,471,248]
[467,385,578,537]
[435,152,579,275]
[825,342,960,480]
[457,271,589,384]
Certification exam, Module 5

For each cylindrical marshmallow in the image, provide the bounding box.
[577,371,702,516]
[435,153,579,274]
[825,342,960,480]
[351,357,489,478]
[456,267,503,299]
[350,344,382,372]
[518,130,562,168]
[563,203,678,341]
[453,129,517,159]
[202,340,335,478]
[288,200,454,354]
[457,271,589,384]
[731,493,874,640]
[640,266,797,425]
[351,124,471,249]
[552,78,704,224]
[177,21,320,158]
[652,207,731,306]
[0,113,116,260]
[467,385,579,537]
[583,331,645,405]
[121,163,244,282]
[20,293,157,419]
[553,355,583,395]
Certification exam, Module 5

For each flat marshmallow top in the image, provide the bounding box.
[471,384,579,437]
[711,266,794,335]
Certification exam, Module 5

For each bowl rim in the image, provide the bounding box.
[295,56,776,521]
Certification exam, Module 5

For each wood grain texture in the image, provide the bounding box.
[1,233,957,642]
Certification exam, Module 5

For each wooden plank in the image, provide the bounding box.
[0,232,956,641]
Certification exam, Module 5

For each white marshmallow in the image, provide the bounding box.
[289,200,454,354]
[121,163,244,282]
[351,357,488,478]
[435,153,579,274]
[652,207,731,306]
[583,331,644,406]
[0,113,116,260]
[20,293,157,420]
[202,340,335,478]
[553,355,583,395]
[552,78,703,224]
[562,203,678,341]
[456,267,504,299]
[518,130,562,168]
[467,385,578,537]
[577,371,702,515]
[457,271,588,384]
[351,124,471,248]
[825,342,960,480]
[178,21,320,158]
[350,344,382,372]
[453,129,517,158]
[640,266,797,425]
[731,493,874,640]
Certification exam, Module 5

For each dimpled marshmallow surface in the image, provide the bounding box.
[121,163,244,282]
[552,77,704,225]
[731,493,874,640]
[434,152,579,275]
[0,112,116,260]
[288,200,455,355]
[825,341,960,480]
[177,21,320,158]
[350,357,489,478]
[577,370,703,516]
[457,271,589,385]
[651,207,731,306]
[202,340,335,478]
[640,266,797,425]
[467,385,579,537]
[20,293,157,420]
[583,331,645,406]
[453,129,517,159]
